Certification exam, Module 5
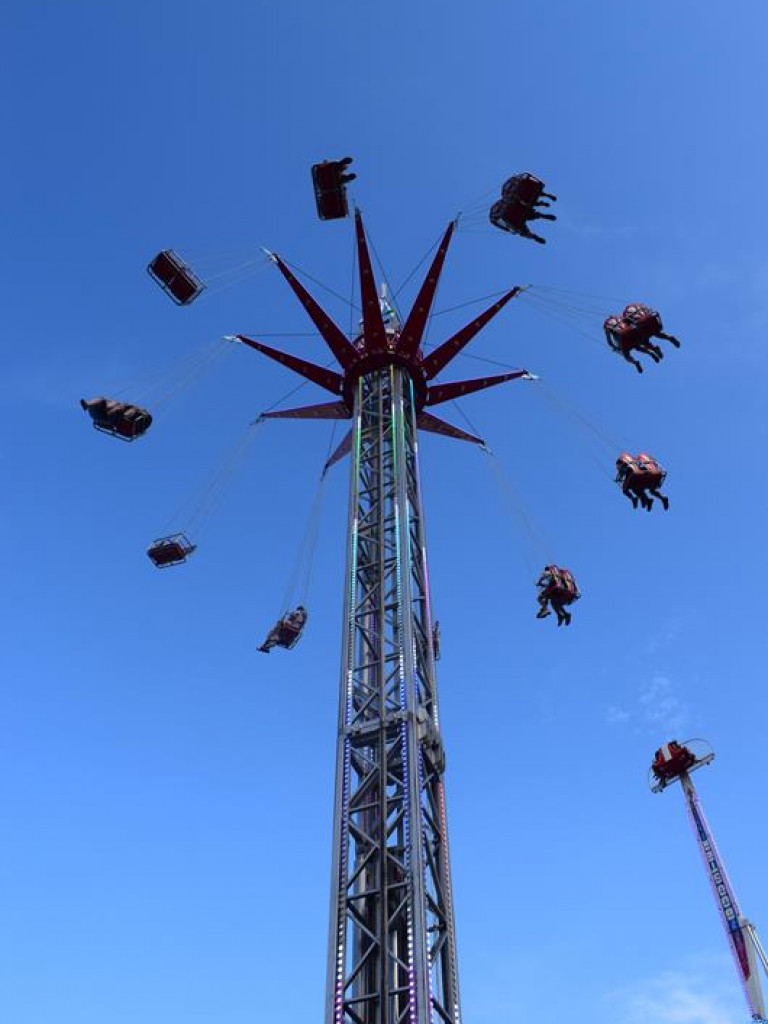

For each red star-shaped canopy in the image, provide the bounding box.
[237,210,530,463]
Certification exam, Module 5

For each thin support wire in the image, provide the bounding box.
[157,419,263,538]
[393,231,442,300]
[432,288,515,318]
[279,453,331,614]
[519,293,605,349]
[283,257,360,313]
[254,355,340,418]
[366,225,404,323]
[451,399,549,575]
[348,223,358,339]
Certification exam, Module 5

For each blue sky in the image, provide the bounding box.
[1,2,767,1023]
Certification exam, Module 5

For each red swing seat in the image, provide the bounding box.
[312,158,354,220]
[147,250,205,306]
[622,304,663,337]
[147,534,196,568]
[502,172,545,206]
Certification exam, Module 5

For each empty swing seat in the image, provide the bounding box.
[147,533,196,568]
[147,250,205,305]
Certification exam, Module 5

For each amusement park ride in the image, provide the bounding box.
[651,742,768,1022]
[79,157,760,1023]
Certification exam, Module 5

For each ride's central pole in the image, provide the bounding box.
[326,366,462,1024]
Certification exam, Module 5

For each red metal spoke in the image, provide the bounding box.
[354,210,388,353]
[261,401,351,421]
[324,428,354,472]
[420,287,521,380]
[416,411,484,445]
[272,257,357,369]
[397,222,455,358]
[236,335,343,395]
[426,370,529,407]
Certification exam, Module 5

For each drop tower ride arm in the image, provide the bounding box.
[680,772,768,1022]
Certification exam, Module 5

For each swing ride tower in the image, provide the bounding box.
[235,210,530,1024]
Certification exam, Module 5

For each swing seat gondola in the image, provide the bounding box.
[147,533,197,568]
[616,452,666,487]
[501,172,547,206]
[622,304,664,338]
[312,158,356,220]
[635,452,666,486]
[604,316,642,350]
[541,566,580,604]
[490,198,529,234]
[147,250,205,306]
[276,620,303,649]
[81,397,153,441]
[258,607,309,653]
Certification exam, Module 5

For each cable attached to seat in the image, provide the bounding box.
[277,427,336,616]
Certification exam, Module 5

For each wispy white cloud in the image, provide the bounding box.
[639,674,689,734]
[609,967,743,1024]
[604,673,691,735]
[645,612,691,656]
[606,704,631,725]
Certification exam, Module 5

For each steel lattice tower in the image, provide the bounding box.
[237,211,529,1024]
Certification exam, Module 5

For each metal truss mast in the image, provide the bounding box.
[327,366,460,1024]
[237,209,529,1024]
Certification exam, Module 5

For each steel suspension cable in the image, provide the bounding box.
[518,292,605,348]
[450,399,551,574]
[282,257,360,312]
[109,336,233,410]
[432,287,521,318]
[522,291,607,319]
[454,185,497,220]
[203,255,269,286]
[278,449,332,614]
[365,224,404,323]
[156,418,264,538]
[534,381,627,456]
[348,223,358,338]
[152,340,232,411]
[185,421,263,535]
[300,421,339,601]
[481,448,548,576]
[532,283,627,305]
[392,230,443,300]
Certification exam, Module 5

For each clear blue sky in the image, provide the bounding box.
[1,2,767,1023]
